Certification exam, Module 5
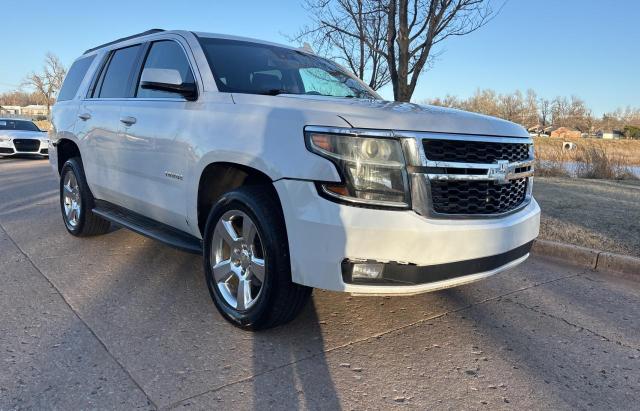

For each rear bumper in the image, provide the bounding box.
[275,179,540,295]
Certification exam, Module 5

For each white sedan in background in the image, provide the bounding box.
[0,118,49,157]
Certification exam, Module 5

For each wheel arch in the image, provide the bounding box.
[56,138,82,174]
[196,161,283,237]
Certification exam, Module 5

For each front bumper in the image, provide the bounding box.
[0,139,49,156]
[275,179,540,295]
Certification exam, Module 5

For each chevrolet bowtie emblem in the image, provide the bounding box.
[489,160,511,185]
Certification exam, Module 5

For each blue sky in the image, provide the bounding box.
[1,0,638,115]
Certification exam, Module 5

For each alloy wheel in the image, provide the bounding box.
[210,210,266,311]
[62,171,81,228]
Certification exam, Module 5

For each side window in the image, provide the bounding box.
[136,41,195,99]
[96,45,142,98]
[58,55,95,101]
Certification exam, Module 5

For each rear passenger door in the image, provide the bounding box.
[116,39,199,232]
[76,44,144,202]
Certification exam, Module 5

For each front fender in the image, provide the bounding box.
[184,100,349,234]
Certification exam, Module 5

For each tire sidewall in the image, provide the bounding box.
[60,158,90,236]
[203,191,281,328]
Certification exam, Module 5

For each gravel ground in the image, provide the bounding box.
[534,177,640,257]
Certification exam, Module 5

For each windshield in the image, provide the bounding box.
[0,119,41,131]
[198,37,379,99]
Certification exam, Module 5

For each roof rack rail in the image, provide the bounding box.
[83,29,165,55]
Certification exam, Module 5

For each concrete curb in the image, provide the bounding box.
[531,239,640,276]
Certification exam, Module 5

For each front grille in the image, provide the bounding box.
[13,139,40,152]
[423,139,530,163]
[430,178,528,215]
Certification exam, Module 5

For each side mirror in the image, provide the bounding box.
[139,68,197,100]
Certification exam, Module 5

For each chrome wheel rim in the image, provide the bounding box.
[63,171,81,228]
[210,210,266,311]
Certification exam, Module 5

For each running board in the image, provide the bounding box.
[92,200,202,254]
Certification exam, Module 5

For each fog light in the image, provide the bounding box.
[351,263,384,280]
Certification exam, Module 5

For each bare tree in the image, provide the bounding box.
[0,90,43,106]
[566,96,592,132]
[551,95,592,132]
[499,90,525,123]
[296,0,499,101]
[524,89,538,127]
[538,98,551,127]
[296,0,390,90]
[22,53,66,114]
[429,94,462,108]
[385,0,498,101]
[465,88,500,117]
[427,88,639,136]
[551,96,570,127]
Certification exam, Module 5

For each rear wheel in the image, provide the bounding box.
[60,157,110,236]
[203,186,311,330]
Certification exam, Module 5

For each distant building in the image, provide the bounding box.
[0,104,48,118]
[527,124,553,137]
[0,105,23,115]
[21,105,48,116]
[550,127,581,139]
[601,130,624,140]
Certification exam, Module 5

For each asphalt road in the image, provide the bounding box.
[1,157,639,410]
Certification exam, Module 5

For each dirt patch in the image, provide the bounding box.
[534,177,640,257]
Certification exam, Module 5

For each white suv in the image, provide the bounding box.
[50,29,540,330]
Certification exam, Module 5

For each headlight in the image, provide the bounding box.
[305,131,410,208]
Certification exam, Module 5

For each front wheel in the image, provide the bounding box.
[203,186,311,330]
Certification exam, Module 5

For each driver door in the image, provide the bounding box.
[115,39,198,232]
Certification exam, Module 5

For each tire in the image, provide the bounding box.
[59,157,110,236]
[203,185,311,330]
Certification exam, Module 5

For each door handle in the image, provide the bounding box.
[120,116,137,126]
[78,113,91,121]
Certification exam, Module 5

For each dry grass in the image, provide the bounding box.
[574,146,638,180]
[534,137,640,165]
[534,145,572,177]
[35,120,52,131]
[534,137,639,180]
[534,177,640,257]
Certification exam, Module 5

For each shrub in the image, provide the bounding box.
[574,144,637,180]
[624,125,640,139]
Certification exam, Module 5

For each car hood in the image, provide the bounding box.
[279,95,529,138]
[0,130,48,140]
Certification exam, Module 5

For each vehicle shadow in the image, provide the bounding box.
[21,227,341,408]
[250,299,341,410]
[242,105,344,408]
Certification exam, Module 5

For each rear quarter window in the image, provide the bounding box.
[57,55,95,101]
